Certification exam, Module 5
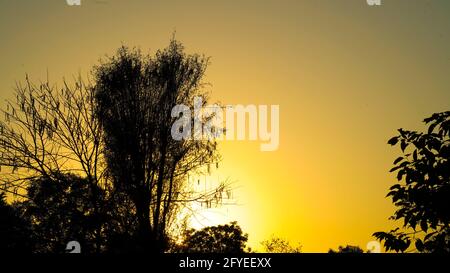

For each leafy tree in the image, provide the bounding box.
[328,245,364,253]
[0,192,34,253]
[17,172,107,253]
[0,73,106,252]
[94,39,223,252]
[14,172,138,253]
[260,236,302,253]
[174,221,248,253]
[374,111,450,253]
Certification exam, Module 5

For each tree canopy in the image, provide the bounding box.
[260,236,302,253]
[328,245,364,254]
[374,111,450,253]
[0,39,228,253]
[174,221,248,253]
[0,192,34,253]
[93,40,223,252]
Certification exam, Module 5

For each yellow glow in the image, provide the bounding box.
[1,0,450,252]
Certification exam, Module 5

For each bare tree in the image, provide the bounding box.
[0,75,105,197]
[0,75,110,252]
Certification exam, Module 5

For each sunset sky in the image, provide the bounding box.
[1,0,450,252]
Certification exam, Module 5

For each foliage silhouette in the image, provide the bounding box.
[328,245,364,253]
[93,39,224,252]
[0,38,228,253]
[260,236,302,253]
[374,111,450,253]
[3,171,139,253]
[0,74,104,198]
[174,221,248,253]
[0,70,107,252]
[16,172,106,253]
[0,192,34,253]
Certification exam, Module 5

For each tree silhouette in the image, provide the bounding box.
[0,74,106,252]
[16,172,108,253]
[0,192,34,253]
[0,38,228,253]
[374,111,450,253]
[328,245,364,253]
[93,39,224,253]
[3,171,138,253]
[260,236,302,253]
[174,221,248,253]
[0,75,104,193]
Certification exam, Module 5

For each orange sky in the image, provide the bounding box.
[1,0,450,252]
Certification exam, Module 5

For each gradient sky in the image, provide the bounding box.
[1,0,450,252]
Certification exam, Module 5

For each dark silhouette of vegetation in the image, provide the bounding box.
[93,39,223,252]
[2,36,446,255]
[374,111,450,253]
[0,39,228,253]
[0,192,34,253]
[18,172,109,253]
[0,68,107,252]
[328,245,364,253]
[1,172,138,253]
[0,74,103,197]
[260,236,302,253]
[173,221,248,253]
